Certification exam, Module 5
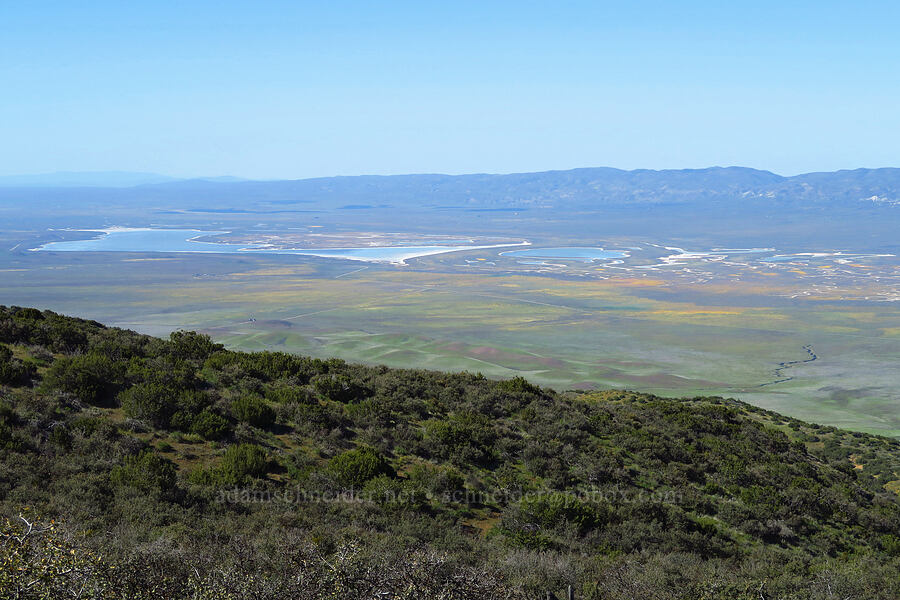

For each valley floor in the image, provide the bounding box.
[1,230,897,435]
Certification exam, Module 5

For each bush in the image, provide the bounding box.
[0,515,111,599]
[42,353,122,405]
[408,463,466,499]
[266,384,316,405]
[424,411,496,466]
[0,400,18,450]
[327,446,395,488]
[230,396,275,428]
[0,345,34,386]
[313,374,369,403]
[110,450,178,497]
[219,443,269,485]
[190,410,230,440]
[518,492,605,531]
[363,475,428,509]
[882,534,900,557]
[120,382,178,428]
[167,330,222,361]
[496,375,542,395]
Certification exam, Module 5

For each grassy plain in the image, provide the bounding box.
[1,233,897,436]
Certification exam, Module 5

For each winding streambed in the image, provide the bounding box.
[758,345,818,387]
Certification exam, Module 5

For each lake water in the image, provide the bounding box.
[501,247,628,262]
[38,229,239,253]
[34,229,525,265]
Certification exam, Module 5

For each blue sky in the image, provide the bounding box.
[1,1,898,179]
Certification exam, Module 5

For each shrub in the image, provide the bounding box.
[424,411,496,466]
[882,534,900,557]
[0,345,34,386]
[408,463,466,498]
[266,384,316,405]
[230,396,275,428]
[0,515,110,599]
[190,410,230,440]
[496,375,541,395]
[327,446,395,488]
[42,353,122,405]
[518,492,606,531]
[167,330,222,361]
[219,443,269,485]
[110,450,177,497]
[120,382,178,428]
[168,390,215,432]
[312,374,369,403]
[49,426,72,448]
[363,475,428,509]
[0,400,18,450]
[12,307,44,321]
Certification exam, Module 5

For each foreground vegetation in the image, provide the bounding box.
[1,305,900,598]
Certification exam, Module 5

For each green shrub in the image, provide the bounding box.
[518,492,605,531]
[7,307,900,595]
[0,400,18,450]
[69,415,117,439]
[882,534,900,557]
[408,463,465,498]
[168,330,222,361]
[0,400,13,424]
[219,443,269,485]
[42,352,122,405]
[266,385,316,405]
[110,450,177,497]
[496,375,541,395]
[230,396,275,428]
[0,515,112,598]
[12,307,44,321]
[363,475,428,508]
[327,446,394,488]
[120,382,178,427]
[503,528,554,550]
[424,411,496,466]
[190,410,230,440]
[312,374,368,403]
[0,345,33,386]
[49,426,72,448]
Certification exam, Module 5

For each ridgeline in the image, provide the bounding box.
[1,305,899,599]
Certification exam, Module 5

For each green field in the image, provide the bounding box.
[2,239,898,436]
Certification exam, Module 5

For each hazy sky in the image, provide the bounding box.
[2,1,898,179]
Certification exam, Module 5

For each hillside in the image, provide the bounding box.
[2,305,900,598]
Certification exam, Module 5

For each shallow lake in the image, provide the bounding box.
[500,247,628,262]
[34,229,524,264]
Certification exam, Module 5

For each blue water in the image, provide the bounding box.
[38,229,239,253]
[501,247,627,262]
[35,229,504,264]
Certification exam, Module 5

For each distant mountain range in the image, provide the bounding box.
[144,166,900,208]
[1,166,898,208]
[0,171,247,188]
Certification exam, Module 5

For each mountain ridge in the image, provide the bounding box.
[1,306,900,598]
[3,167,900,210]
[0,171,249,188]
[155,165,900,208]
